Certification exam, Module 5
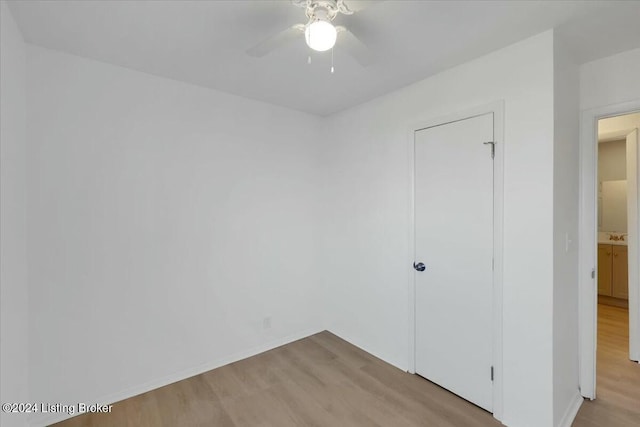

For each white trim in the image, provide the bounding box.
[557,393,584,427]
[626,128,640,364]
[578,100,640,400]
[407,119,417,375]
[27,327,324,427]
[406,100,505,422]
[492,104,505,421]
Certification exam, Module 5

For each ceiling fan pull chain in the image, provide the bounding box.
[331,47,335,73]
[308,55,312,64]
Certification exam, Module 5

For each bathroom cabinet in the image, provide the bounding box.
[598,243,628,299]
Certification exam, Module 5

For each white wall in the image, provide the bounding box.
[552,36,581,427]
[598,140,628,233]
[0,3,29,427]
[580,48,640,111]
[322,31,556,427]
[578,47,640,394]
[12,25,638,427]
[26,45,324,425]
[599,140,627,181]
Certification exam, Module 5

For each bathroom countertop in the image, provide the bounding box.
[598,240,628,246]
[598,232,627,246]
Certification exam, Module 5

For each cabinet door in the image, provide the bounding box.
[612,245,628,299]
[598,244,612,296]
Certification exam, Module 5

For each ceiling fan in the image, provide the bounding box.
[246,0,375,67]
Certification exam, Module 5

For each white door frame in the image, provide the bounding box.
[578,100,640,399]
[406,100,504,421]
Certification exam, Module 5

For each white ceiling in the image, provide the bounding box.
[8,0,640,116]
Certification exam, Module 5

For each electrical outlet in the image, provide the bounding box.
[263,316,272,329]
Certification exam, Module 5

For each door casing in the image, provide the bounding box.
[406,101,505,422]
[578,101,640,399]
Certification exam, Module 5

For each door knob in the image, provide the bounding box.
[413,262,426,272]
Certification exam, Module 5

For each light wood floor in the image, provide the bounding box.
[54,309,640,427]
[573,304,640,426]
[53,331,501,427]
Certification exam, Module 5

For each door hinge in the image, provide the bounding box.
[483,141,495,159]
[490,366,494,381]
[591,268,595,279]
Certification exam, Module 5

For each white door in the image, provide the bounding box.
[414,113,494,412]
[626,128,639,362]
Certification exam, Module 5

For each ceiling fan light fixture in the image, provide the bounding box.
[305,19,337,52]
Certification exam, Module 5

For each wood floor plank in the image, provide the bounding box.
[121,391,163,427]
[573,304,640,427]
[220,387,299,427]
[267,380,334,427]
[309,332,383,369]
[53,310,639,427]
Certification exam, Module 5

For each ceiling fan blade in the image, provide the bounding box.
[338,28,374,67]
[342,0,385,13]
[246,25,305,57]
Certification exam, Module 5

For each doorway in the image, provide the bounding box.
[595,114,639,400]
[409,103,504,419]
[579,107,640,399]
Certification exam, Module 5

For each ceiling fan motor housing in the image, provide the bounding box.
[293,0,355,23]
[246,0,368,61]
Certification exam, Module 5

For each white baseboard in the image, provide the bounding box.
[28,327,324,427]
[557,392,583,427]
